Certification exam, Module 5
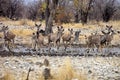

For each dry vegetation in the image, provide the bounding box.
[53,57,87,80]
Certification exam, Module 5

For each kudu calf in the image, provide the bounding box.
[1,26,15,51]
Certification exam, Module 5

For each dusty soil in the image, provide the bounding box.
[0,56,120,80]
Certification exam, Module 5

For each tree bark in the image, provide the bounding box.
[45,0,58,34]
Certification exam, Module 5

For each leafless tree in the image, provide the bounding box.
[0,0,24,19]
[91,0,117,22]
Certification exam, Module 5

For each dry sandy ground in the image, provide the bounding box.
[0,56,120,80]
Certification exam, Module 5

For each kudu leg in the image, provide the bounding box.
[3,40,7,50]
[7,41,13,55]
[64,42,67,51]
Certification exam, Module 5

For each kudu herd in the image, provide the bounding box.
[0,23,118,54]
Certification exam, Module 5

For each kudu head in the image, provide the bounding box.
[106,25,113,31]
[75,29,81,37]
[1,26,9,33]
[35,23,42,38]
[35,23,42,31]
[57,26,64,37]
[68,28,73,35]
[102,25,113,35]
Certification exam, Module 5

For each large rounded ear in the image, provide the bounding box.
[32,32,35,35]
[110,25,113,29]
[101,31,106,35]
[68,28,70,31]
[61,26,63,29]
[57,26,60,29]
[62,28,64,32]
[57,26,60,31]
[117,31,120,34]
[5,26,9,30]
[106,25,109,28]
[35,23,38,27]
[71,28,73,31]
[39,24,42,27]
[2,26,5,28]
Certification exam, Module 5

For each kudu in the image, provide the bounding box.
[48,26,64,49]
[62,28,74,50]
[1,26,15,51]
[87,25,115,52]
[32,23,47,52]
[101,25,115,46]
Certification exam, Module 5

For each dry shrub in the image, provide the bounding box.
[12,29,35,37]
[19,19,35,26]
[38,73,44,80]
[0,17,10,21]
[0,33,3,38]
[54,57,87,80]
[10,19,35,26]
[1,71,15,80]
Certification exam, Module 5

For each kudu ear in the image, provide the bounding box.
[57,26,59,28]
[102,31,107,35]
[61,26,63,29]
[38,24,42,27]
[5,26,8,30]
[2,26,5,28]
[33,32,35,35]
[106,25,109,28]
[35,23,38,27]
[57,26,60,31]
[109,26,113,29]
[68,28,70,31]
[71,29,73,31]
[62,28,64,32]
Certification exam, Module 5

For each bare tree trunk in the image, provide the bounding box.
[45,0,58,34]
[74,10,80,23]
[45,0,50,34]
[80,0,94,25]
[102,0,116,22]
